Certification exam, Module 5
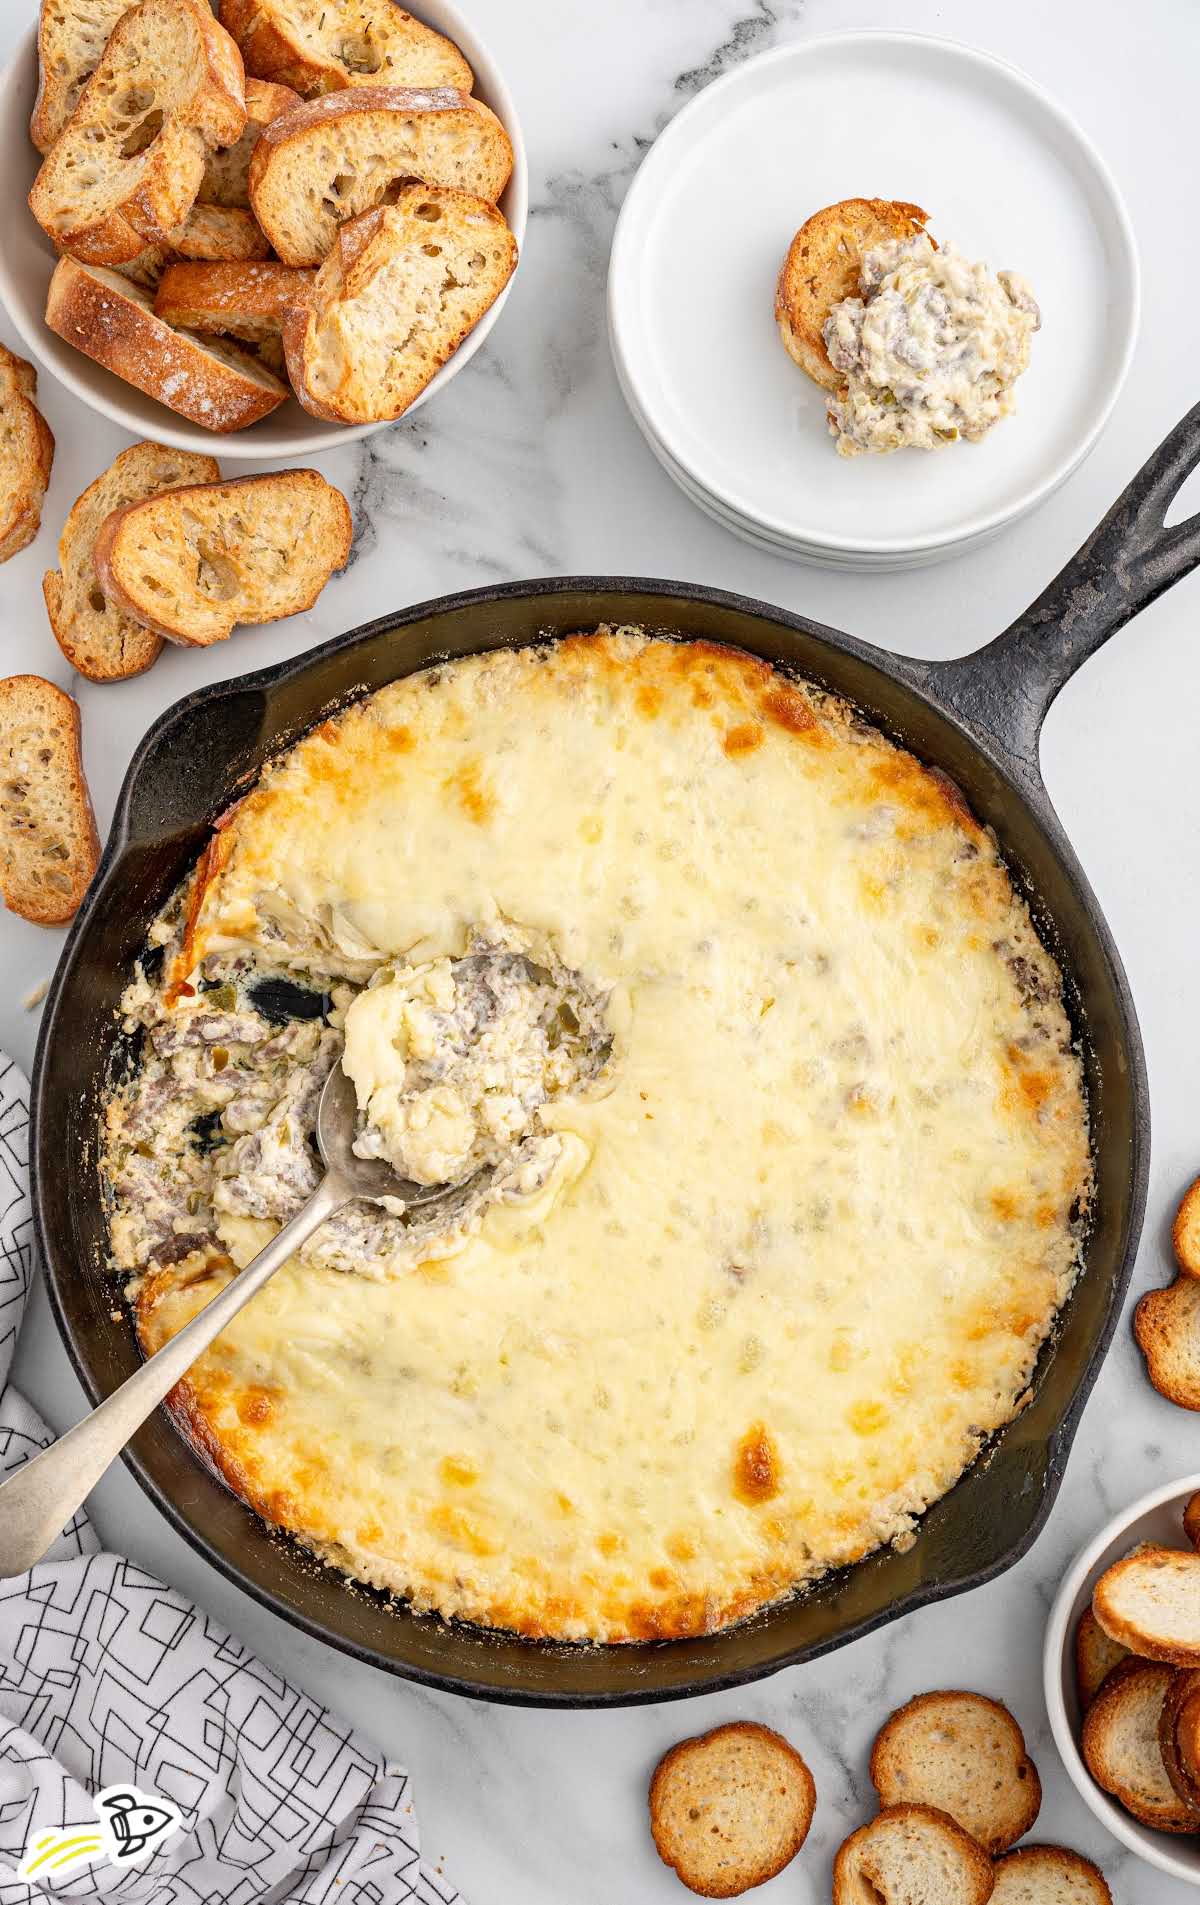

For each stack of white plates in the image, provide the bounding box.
[608,33,1139,570]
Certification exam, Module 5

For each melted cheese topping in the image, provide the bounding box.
[124,633,1090,1642]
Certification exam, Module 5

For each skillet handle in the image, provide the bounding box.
[937,399,1200,771]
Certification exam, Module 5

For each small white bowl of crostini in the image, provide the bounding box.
[1044,1473,1200,1888]
[0,5,527,459]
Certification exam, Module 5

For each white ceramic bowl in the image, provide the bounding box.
[1045,1473,1200,1887]
[0,9,527,458]
[609,31,1141,567]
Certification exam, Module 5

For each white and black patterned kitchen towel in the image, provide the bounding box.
[0,1057,464,1905]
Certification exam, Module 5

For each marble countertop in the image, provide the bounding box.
[3,0,1200,1897]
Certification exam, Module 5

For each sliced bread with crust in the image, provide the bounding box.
[93,469,352,645]
[283,188,515,422]
[110,242,176,290]
[1093,1546,1200,1664]
[168,202,271,261]
[199,76,299,206]
[0,675,99,924]
[0,348,55,564]
[1081,1658,1200,1831]
[648,1721,815,1898]
[1135,1275,1200,1409]
[248,86,512,265]
[31,0,132,153]
[833,1803,994,1905]
[1173,1175,1200,1277]
[30,0,246,267]
[1074,1608,1130,1711]
[1185,1490,1200,1551]
[1159,1667,1200,1809]
[44,441,219,681]
[155,260,311,375]
[989,1847,1111,1904]
[869,1691,1040,1856]
[776,198,930,391]
[218,0,472,98]
[46,256,288,431]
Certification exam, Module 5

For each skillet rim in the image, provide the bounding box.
[29,574,1149,1706]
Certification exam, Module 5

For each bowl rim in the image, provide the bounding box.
[1043,1469,1200,1886]
[607,28,1142,556]
[0,10,528,458]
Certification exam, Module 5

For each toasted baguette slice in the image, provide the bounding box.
[0,676,99,924]
[200,76,299,206]
[990,1846,1111,1904]
[46,257,288,432]
[248,86,512,265]
[0,348,55,564]
[154,261,307,377]
[1093,1546,1200,1664]
[44,442,220,681]
[776,198,930,391]
[110,241,177,290]
[1159,1667,1200,1810]
[1081,1659,1200,1831]
[155,258,311,340]
[31,0,132,152]
[1135,1275,1200,1409]
[1074,1608,1130,1711]
[93,469,352,645]
[869,1691,1040,1856]
[1185,1490,1200,1551]
[649,1721,815,1899]
[30,0,246,267]
[218,0,472,98]
[1173,1176,1200,1277]
[833,1803,994,1905]
[168,202,271,261]
[283,188,514,422]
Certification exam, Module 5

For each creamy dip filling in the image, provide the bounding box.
[344,945,609,1188]
[823,236,1040,458]
[106,922,611,1281]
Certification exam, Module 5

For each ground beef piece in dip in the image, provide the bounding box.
[822,236,1040,457]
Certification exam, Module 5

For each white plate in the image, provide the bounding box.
[615,343,997,569]
[1044,1474,1200,1888]
[609,31,1139,557]
[0,7,527,459]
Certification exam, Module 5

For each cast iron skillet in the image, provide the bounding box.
[31,404,1200,1707]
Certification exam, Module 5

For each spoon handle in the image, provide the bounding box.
[0,1171,348,1578]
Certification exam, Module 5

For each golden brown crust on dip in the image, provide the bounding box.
[776,198,930,391]
[648,1721,815,1897]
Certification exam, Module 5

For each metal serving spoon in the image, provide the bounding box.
[0,1064,469,1578]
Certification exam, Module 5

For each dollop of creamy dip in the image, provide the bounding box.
[823,236,1040,457]
[343,943,606,1188]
